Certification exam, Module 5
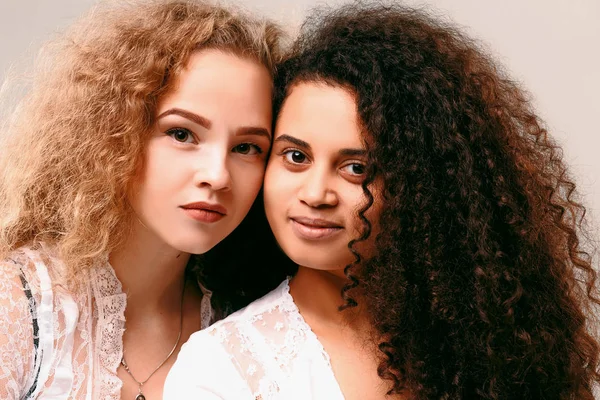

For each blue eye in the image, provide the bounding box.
[166,128,195,143]
[284,150,307,164]
[233,143,262,155]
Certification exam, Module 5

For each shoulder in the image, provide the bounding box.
[0,247,44,397]
[0,245,97,398]
[165,280,292,399]
[1,246,37,273]
[0,246,44,304]
[184,279,290,349]
[210,279,292,329]
[0,244,64,290]
[165,328,252,399]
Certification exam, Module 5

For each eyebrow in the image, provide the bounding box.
[275,134,366,156]
[237,127,272,140]
[274,134,311,150]
[157,108,212,129]
[339,148,367,157]
[157,108,271,140]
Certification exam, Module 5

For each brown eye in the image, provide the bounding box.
[233,143,262,155]
[166,128,194,143]
[351,164,365,175]
[284,150,307,164]
[342,163,366,176]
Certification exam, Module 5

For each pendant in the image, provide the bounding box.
[135,394,146,400]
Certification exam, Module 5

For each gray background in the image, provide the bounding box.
[1,0,599,232]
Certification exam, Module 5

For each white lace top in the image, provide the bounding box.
[164,279,345,400]
[0,245,213,400]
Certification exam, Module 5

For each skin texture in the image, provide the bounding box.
[265,82,390,399]
[116,50,273,399]
[272,4,600,399]
[265,82,378,273]
[0,1,291,398]
[0,0,285,287]
[129,49,272,256]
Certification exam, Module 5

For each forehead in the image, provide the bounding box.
[168,50,267,94]
[275,82,364,149]
[158,49,272,124]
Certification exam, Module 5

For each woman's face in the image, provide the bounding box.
[264,82,381,271]
[129,49,273,254]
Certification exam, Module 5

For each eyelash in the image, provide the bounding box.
[233,143,264,155]
[279,148,366,177]
[165,127,196,143]
[280,148,309,164]
[341,162,366,176]
[165,128,264,156]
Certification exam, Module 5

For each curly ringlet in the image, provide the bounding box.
[0,0,285,287]
[275,2,600,398]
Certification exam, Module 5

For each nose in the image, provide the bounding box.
[194,145,232,192]
[298,166,338,208]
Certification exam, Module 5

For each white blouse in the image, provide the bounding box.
[0,245,213,400]
[164,279,345,400]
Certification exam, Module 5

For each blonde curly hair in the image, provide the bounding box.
[0,0,284,284]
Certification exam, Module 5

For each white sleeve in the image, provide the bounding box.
[164,331,254,400]
[0,258,36,400]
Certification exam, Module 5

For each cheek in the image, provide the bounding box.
[137,141,183,191]
[366,186,384,235]
[126,153,176,222]
[353,196,384,259]
[128,151,159,204]
[363,204,382,240]
[263,165,294,212]
[263,167,277,203]
[348,187,381,235]
[231,161,265,204]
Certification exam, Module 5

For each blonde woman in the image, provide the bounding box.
[0,1,292,398]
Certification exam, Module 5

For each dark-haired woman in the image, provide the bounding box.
[165,4,600,399]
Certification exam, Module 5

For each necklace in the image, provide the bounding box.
[120,277,187,400]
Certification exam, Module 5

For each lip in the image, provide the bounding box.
[181,202,227,215]
[289,216,344,241]
[181,202,227,223]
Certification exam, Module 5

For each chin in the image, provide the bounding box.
[170,239,219,256]
[287,250,353,271]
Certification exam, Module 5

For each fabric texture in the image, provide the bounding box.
[164,279,345,400]
[0,245,213,399]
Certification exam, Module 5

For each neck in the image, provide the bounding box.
[289,266,369,331]
[109,219,191,318]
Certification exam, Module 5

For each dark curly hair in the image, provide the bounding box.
[274,3,600,399]
[198,192,297,316]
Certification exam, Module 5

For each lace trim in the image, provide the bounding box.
[91,257,127,400]
[278,279,333,368]
[198,280,213,330]
[207,279,335,399]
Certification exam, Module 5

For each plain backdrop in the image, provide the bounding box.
[1,0,599,235]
